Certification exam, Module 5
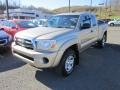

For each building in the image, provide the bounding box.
[4,8,52,19]
[0,10,4,19]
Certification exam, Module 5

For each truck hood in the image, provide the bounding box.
[0,30,9,39]
[15,27,74,39]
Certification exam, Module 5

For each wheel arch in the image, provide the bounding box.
[53,39,80,67]
[104,31,107,42]
[65,44,80,65]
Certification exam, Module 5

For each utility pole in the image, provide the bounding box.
[109,0,112,18]
[99,3,104,19]
[19,0,21,8]
[105,0,108,8]
[69,0,70,12]
[90,0,92,12]
[6,0,9,20]
[105,0,108,19]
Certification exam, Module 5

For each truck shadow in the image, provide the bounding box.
[0,50,26,72]
[35,43,120,90]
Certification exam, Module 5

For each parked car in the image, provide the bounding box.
[32,19,47,27]
[0,19,38,38]
[0,29,12,49]
[108,20,120,26]
[12,12,107,77]
[101,19,112,23]
[0,19,6,27]
[98,20,108,27]
[38,19,47,27]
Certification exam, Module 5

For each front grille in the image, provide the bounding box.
[0,39,7,45]
[15,38,33,50]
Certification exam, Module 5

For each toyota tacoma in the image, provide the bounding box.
[12,12,107,76]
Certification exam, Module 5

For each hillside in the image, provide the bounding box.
[53,6,120,19]
[53,6,91,13]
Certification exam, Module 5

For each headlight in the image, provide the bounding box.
[36,40,57,51]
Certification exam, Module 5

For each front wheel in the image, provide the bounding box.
[55,49,76,77]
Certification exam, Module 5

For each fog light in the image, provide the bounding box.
[43,58,49,64]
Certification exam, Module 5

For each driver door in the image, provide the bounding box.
[79,14,92,48]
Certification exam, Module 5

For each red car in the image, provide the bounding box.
[0,19,37,38]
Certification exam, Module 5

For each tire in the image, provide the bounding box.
[55,49,76,77]
[0,46,10,53]
[110,23,114,26]
[97,34,107,48]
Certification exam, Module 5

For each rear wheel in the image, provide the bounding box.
[97,34,107,48]
[55,49,76,77]
[110,23,114,26]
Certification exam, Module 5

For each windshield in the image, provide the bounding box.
[47,15,79,29]
[17,21,38,28]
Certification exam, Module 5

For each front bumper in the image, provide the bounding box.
[12,42,59,68]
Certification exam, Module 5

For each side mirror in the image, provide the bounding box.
[81,23,91,29]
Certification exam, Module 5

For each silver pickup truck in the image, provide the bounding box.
[12,12,107,76]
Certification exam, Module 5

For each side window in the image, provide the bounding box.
[91,15,97,26]
[48,16,59,27]
[80,15,91,30]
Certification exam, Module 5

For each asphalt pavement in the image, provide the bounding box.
[0,27,120,90]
